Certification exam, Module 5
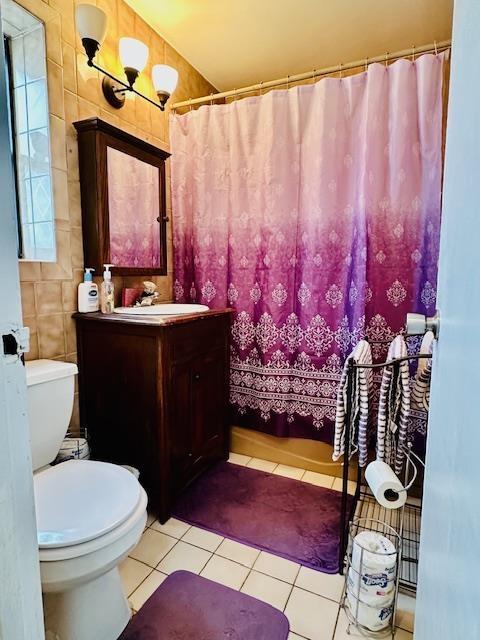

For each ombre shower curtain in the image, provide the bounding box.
[170,53,446,442]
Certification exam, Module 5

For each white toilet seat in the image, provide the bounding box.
[35,459,141,550]
[34,459,147,562]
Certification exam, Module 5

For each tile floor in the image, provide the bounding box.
[120,454,415,640]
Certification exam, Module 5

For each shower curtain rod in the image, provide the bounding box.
[171,39,451,110]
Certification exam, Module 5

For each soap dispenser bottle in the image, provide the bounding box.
[78,268,99,313]
[100,264,115,314]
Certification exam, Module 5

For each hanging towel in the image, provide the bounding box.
[333,340,373,467]
[411,331,434,412]
[376,335,411,475]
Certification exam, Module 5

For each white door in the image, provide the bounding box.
[415,1,480,638]
[0,5,45,639]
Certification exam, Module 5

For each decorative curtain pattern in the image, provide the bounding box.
[107,147,160,268]
[170,53,445,441]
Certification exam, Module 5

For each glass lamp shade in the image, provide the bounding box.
[75,4,107,45]
[119,37,149,73]
[152,64,179,96]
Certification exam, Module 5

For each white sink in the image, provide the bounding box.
[113,303,209,316]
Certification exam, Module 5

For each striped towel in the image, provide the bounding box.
[411,331,434,412]
[376,335,411,475]
[333,340,373,467]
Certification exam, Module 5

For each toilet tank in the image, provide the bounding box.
[25,359,78,471]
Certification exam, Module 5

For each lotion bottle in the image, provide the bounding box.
[78,268,99,313]
[100,264,115,314]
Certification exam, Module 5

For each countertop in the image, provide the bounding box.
[73,308,233,327]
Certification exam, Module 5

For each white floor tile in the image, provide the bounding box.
[150,517,191,539]
[253,551,300,584]
[129,529,177,568]
[288,634,308,640]
[216,538,260,567]
[200,554,250,589]
[241,570,292,611]
[284,587,338,640]
[331,478,357,494]
[156,540,211,575]
[119,557,152,597]
[273,464,305,480]
[129,570,167,612]
[181,526,224,551]
[246,457,278,473]
[301,471,335,489]
[228,452,252,466]
[295,566,345,602]
[334,609,413,639]
[396,593,415,632]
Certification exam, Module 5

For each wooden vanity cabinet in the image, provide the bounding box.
[74,310,232,523]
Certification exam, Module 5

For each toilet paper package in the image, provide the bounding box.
[346,590,394,631]
[347,567,394,602]
[365,460,407,510]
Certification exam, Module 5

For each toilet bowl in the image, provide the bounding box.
[26,360,148,640]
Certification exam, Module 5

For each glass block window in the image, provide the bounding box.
[2,0,56,262]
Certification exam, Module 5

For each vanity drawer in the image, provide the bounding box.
[169,316,229,362]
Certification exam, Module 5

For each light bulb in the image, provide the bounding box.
[75,4,107,46]
[152,65,179,96]
[119,37,149,74]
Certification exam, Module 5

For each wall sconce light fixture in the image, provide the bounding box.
[76,4,178,111]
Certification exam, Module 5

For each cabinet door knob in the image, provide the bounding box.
[193,372,200,381]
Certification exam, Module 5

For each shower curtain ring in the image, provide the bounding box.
[189,97,192,112]
[434,40,438,55]
[411,44,416,61]
[286,75,290,89]
[210,93,214,106]
[312,69,316,83]
[385,52,389,67]
[364,57,368,72]
[339,63,343,78]
[259,81,264,95]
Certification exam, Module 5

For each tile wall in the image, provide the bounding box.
[16,0,216,433]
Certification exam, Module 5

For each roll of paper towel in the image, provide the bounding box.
[365,460,407,509]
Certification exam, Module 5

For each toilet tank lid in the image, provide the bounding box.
[25,359,78,386]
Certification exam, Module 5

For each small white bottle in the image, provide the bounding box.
[78,268,99,313]
[100,264,115,314]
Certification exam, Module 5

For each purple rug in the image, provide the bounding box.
[173,461,350,573]
[119,570,289,639]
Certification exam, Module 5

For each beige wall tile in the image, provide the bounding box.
[45,15,63,65]
[52,168,69,221]
[37,313,65,359]
[62,42,77,94]
[47,59,65,119]
[67,180,82,227]
[66,135,79,182]
[50,115,67,171]
[64,90,79,132]
[35,281,63,315]
[19,261,41,282]
[76,51,100,104]
[70,226,84,269]
[21,282,36,317]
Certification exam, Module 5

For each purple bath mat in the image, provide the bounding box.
[173,461,350,573]
[119,570,289,640]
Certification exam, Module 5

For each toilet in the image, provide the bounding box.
[26,359,147,640]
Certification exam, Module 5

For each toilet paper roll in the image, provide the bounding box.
[351,531,397,574]
[347,567,395,603]
[346,590,393,631]
[365,460,407,510]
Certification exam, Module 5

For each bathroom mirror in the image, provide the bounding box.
[74,117,170,275]
[1,0,56,261]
